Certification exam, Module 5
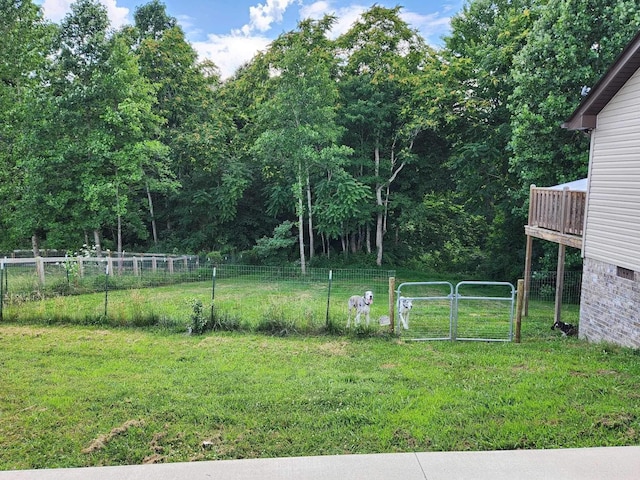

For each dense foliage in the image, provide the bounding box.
[1,0,638,279]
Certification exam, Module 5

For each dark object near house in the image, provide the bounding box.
[551,320,578,336]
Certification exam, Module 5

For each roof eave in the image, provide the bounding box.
[563,30,640,131]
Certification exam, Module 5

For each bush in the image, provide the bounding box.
[188,299,207,335]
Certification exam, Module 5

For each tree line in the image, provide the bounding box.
[2,0,639,279]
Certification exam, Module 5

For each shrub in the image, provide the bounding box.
[188,299,207,335]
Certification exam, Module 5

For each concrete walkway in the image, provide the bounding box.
[1,446,639,480]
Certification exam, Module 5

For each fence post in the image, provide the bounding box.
[211,266,217,301]
[389,276,395,333]
[515,279,524,343]
[210,266,217,325]
[104,262,109,319]
[326,270,333,328]
[0,262,4,321]
[36,256,45,286]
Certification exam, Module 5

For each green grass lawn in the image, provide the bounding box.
[1,310,639,470]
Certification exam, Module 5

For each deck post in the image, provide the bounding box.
[523,184,536,316]
[554,187,570,324]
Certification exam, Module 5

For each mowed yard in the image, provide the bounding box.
[1,300,639,471]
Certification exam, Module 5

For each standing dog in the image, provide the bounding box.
[347,290,373,327]
[398,297,413,330]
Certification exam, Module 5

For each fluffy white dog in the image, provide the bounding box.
[347,290,373,327]
[398,297,413,330]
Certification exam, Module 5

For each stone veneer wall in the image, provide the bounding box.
[580,257,640,348]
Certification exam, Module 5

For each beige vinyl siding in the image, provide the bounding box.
[584,67,640,272]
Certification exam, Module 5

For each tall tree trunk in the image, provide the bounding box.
[146,182,158,246]
[306,173,314,261]
[116,183,123,274]
[297,165,306,275]
[93,230,102,256]
[31,234,40,257]
[375,145,384,266]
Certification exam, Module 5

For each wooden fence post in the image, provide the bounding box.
[36,256,45,286]
[515,279,524,343]
[77,256,84,277]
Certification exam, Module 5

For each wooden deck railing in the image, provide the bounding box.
[528,185,586,236]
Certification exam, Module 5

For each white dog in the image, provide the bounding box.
[398,297,413,330]
[347,290,373,327]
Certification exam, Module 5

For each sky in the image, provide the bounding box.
[37,0,466,79]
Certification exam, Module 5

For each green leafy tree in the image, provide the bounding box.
[252,17,354,272]
[336,5,434,265]
[438,0,541,277]
[510,0,640,190]
[133,2,240,253]
[36,0,170,254]
[0,0,56,252]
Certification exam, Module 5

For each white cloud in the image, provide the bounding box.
[299,1,366,39]
[299,1,454,46]
[41,0,70,22]
[239,0,296,35]
[192,33,271,80]
[102,0,129,28]
[401,11,452,45]
[40,0,130,29]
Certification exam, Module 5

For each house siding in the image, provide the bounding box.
[584,67,640,272]
[580,258,640,348]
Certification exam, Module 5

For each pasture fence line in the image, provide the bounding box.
[0,259,580,335]
[0,261,397,332]
[210,265,396,334]
[0,254,205,297]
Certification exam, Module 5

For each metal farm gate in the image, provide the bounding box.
[396,281,516,342]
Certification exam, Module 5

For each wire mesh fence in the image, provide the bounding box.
[0,260,396,332]
[211,265,395,333]
[528,270,582,304]
[0,257,581,335]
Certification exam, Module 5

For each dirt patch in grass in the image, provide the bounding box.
[316,341,349,356]
[82,419,145,454]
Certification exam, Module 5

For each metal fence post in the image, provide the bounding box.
[388,276,395,333]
